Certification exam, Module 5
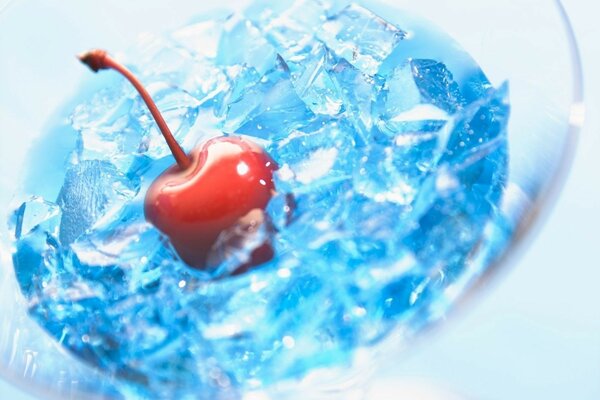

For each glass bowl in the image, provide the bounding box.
[0,0,583,398]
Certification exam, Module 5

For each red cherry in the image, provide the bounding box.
[145,136,276,267]
[79,49,277,270]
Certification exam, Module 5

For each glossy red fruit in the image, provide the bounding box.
[145,136,276,267]
[79,49,277,270]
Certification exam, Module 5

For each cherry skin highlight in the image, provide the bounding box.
[145,137,276,267]
[79,49,277,270]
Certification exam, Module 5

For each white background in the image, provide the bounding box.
[1,0,598,398]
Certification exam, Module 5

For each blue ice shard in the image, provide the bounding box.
[10,197,62,297]
[289,43,345,116]
[330,57,382,140]
[404,84,510,277]
[318,4,406,75]
[11,196,62,240]
[56,160,140,245]
[250,0,326,60]
[270,121,354,191]
[374,60,458,141]
[216,14,279,76]
[223,58,316,140]
[171,18,225,60]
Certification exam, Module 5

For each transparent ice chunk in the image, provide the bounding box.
[376,62,423,118]
[223,60,316,140]
[11,196,62,240]
[71,82,147,172]
[374,61,455,141]
[250,0,326,62]
[330,58,382,139]
[404,85,510,275]
[246,1,344,116]
[70,223,166,295]
[354,145,419,205]
[271,122,354,189]
[214,65,263,119]
[443,82,510,158]
[171,18,224,59]
[245,0,329,29]
[318,4,406,75]
[125,34,198,84]
[216,14,279,76]
[10,198,62,297]
[172,60,232,112]
[57,160,141,245]
[410,59,465,113]
[289,43,345,116]
[71,82,136,133]
[72,79,204,173]
[206,209,275,278]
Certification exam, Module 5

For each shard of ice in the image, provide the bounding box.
[318,4,406,76]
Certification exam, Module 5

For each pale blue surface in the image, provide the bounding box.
[2,0,599,399]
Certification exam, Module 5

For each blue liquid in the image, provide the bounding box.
[10,1,511,398]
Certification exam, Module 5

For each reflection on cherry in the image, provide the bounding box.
[79,49,277,271]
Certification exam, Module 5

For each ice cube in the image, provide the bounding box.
[374,60,455,141]
[11,196,62,240]
[71,82,136,133]
[205,209,275,278]
[288,43,345,116]
[272,122,354,189]
[354,145,419,206]
[11,208,62,297]
[245,0,329,28]
[171,18,224,59]
[223,60,316,140]
[247,1,344,117]
[125,34,198,84]
[410,59,465,113]
[318,4,406,75]
[443,82,510,159]
[71,82,148,172]
[354,120,452,207]
[216,14,279,76]
[251,0,326,61]
[182,63,230,109]
[71,222,165,290]
[265,192,297,231]
[375,62,423,118]
[377,273,443,320]
[330,58,382,139]
[214,65,263,119]
[278,179,353,248]
[72,77,205,174]
[57,160,141,245]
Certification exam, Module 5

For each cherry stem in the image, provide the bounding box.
[78,49,191,170]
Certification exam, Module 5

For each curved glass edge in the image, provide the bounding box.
[371,0,585,374]
[459,0,584,309]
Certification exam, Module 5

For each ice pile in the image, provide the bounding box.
[10,1,510,398]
